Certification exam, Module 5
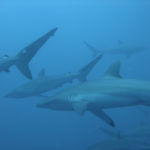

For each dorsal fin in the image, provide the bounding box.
[16,63,32,79]
[38,69,46,78]
[104,61,121,78]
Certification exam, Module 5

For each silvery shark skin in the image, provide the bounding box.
[5,55,103,98]
[37,61,150,127]
[84,41,148,58]
[86,139,150,150]
[0,27,57,79]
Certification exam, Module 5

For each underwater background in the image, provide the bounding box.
[0,0,150,150]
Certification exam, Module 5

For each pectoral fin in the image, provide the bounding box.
[72,102,88,115]
[90,107,115,127]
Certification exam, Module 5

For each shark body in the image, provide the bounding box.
[5,55,102,98]
[0,27,57,79]
[84,41,147,58]
[37,61,150,127]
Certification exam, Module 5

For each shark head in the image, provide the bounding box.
[36,90,115,127]
[36,86,91,114]
[5,86,33,98]
[5,89,26,98]
[36,92,75,111]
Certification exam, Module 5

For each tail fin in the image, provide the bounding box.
[100,127,122,139]
[15,27,58,79]
[84,41,100,57]
[77,55,103,82]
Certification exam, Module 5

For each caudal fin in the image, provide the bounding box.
[77,54,103,82]
[16,63,32,79]
[84,41,100,57]
[15,27,58,79]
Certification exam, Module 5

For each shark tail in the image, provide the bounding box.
[15,27,58,79]
[77,54,103,82]
[84,41,100,57]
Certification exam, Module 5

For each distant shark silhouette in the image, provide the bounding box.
[37,61,150,127]
[84,41,147,58]
[0,27,57,79]
[5,55,102,98]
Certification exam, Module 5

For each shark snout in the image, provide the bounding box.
[36,95,66,110]
[36,97,56,108]
[36,101,55,109]
[5,91,25,99]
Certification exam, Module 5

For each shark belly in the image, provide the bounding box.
[37,102,73,111]
[31,79,67,94]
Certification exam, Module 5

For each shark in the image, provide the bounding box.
[84,41,148,58]
[5,55,103,98]
[86,138,150,150]
[37,61,150,127]
[0,27,57,79]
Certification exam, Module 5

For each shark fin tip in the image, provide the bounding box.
[104,61,121,78]
[110,121,115,127]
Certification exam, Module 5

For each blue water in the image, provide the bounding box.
[0,0,150,150]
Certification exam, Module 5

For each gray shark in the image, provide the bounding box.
[86,139,150,150]
[84,41,147,58]
[0,27,57,79]
[37,61,150,127]
[5,55,103,98]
